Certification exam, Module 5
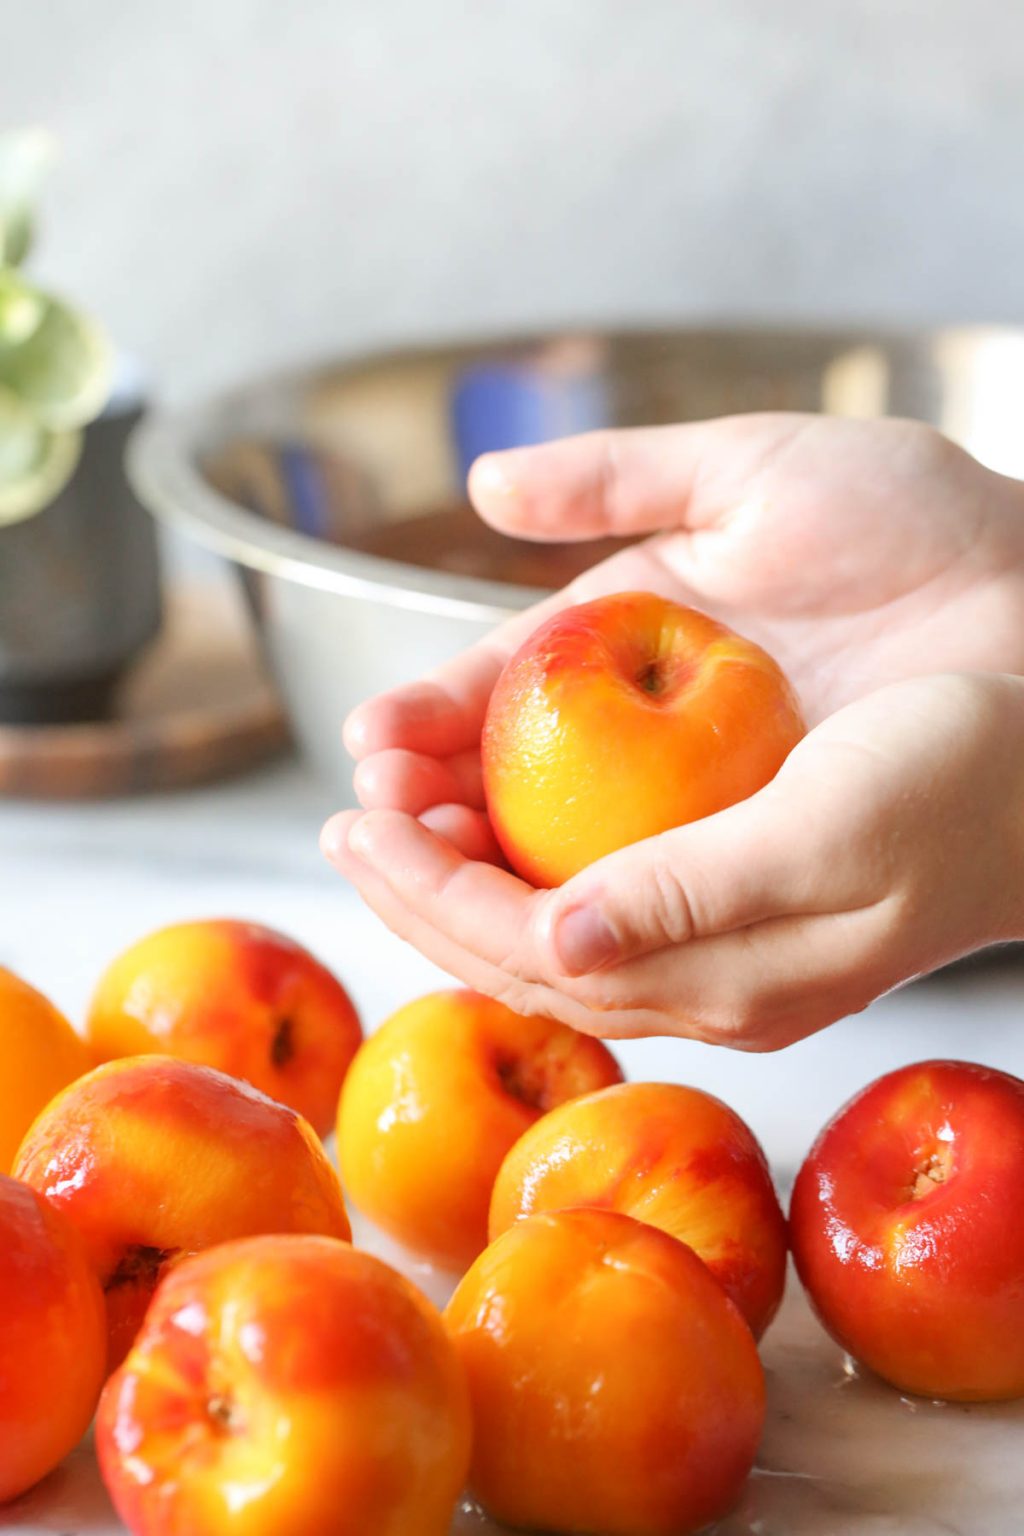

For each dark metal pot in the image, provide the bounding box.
[0,395,163,724]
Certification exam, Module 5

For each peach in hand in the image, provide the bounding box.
[14,1056,350,1369]
[790,1058,1024,1402]
[86,920,362,1137]
[338,989,622,1270]
[483,590,805,885]
[0,967,92,1174]
[97,1235,471,1536]
[0,1173,106,1503]
[445,1207,765,1535]
[490,1080,787,1337]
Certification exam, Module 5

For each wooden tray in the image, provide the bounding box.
[0,585,289,798]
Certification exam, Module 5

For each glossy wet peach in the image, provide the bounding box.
[790,1059,1024,1401]
[14,1056,350,1369]
[490,1080,787,1337]
[0,967,92,1173]
[97,1235,470,1536]
[446,1208,764,1535]
[338,990,622,1270]
[0,1174,106,1503]
[87,920,362,1137]
[483,591,805,885]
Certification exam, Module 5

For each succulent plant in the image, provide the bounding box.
[0,129,112,527]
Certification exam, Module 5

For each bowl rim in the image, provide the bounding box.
[126,320,1024,621]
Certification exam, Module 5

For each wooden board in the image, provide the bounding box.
[0,585,289,798]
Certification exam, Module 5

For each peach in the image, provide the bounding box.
[483,591,805,886]
[445,1208,764,1535]
[338,989,622,1270]
[0,1174,106,1503]
[0,967,92,1173]
[14,1056,350,1369]
[87,920,362,1137]
[490,1080,787,1337]
[97,1235,471,1536]
[790,1059,1024,1401]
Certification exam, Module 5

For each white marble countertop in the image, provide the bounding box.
[2,756,1023,1534]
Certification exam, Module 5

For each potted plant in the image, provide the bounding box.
[0,129,161,724]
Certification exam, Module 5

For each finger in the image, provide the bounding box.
[322,812,890,1050]
[544,785,833,977]
[468,415,806,541]
[585,899,902,1052]
[343,644,508,760]
[419,804,505,864]
[321,811,520,994]
[353,748,485,813]
[321,812,648,1038]
[344,808,539,969]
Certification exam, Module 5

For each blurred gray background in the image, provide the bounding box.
[8,0,1024,404]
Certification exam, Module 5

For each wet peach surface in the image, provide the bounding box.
[790,1059,1024,1402]
[445,1208,765,1536]
[490,1080,788,1338]
[338,990,622,1269]
[0,1174,106,1504]
[87,921,362,1137]
[0,968,92,1174]
[483,592,806,886]
[13,1056,350,1369]
[97,1235,470,1536]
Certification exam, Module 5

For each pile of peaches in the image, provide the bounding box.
[3,922,1024,1536]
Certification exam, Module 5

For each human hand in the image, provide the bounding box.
[324,414,1024,1046]
[325,671,1024,1048]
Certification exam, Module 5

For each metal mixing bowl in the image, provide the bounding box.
[128,325,1024,797]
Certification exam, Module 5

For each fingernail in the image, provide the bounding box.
[343,713,367,756]
[347,815,375,859]
[554,905,619,976]
[471,453,517,499]
[323,817,368,866]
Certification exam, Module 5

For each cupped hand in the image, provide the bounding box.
[325,672,1024,1048]
[324,414,1024,1047]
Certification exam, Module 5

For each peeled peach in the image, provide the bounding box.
[0,967,91,1174]
[446,1208,765,1535]
[791,1059,1024,1401]
[490,1080,787,1337]
[14,1056,350,1369]
[338,989,622,1270]
[0,1174,106,1503]
[483,591,805,885]
[87,919,362,1137]
[97,1235,471,1536]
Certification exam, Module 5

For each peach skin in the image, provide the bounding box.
[482,591,805,886]
[14,1056,350,1369]
[791,1059,1024,1401]
[0,1174,107,1504]
[87,920,362,1137]
[0,967,92,1174]
[97,1235,471,1536]
[445,1207,765,1535]
[489,1080,786,1337]
[337,989,622,1270]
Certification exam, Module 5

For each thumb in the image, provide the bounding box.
[540,787,820,976]
[467,414,808,543]
[467,423,715,542]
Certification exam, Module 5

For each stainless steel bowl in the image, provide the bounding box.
[128,325,1024,797]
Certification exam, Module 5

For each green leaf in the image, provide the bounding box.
[0,128,55,267]
[0,286,112,429]
[0,382,82,525]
